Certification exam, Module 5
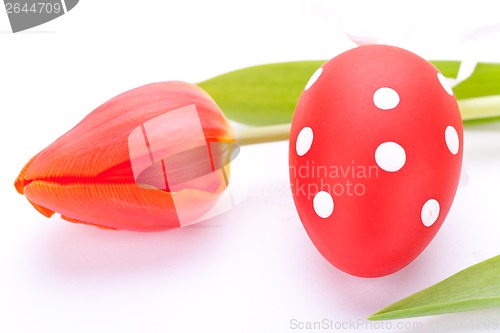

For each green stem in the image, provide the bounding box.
[236,123,291,146]
[459,95,500,121]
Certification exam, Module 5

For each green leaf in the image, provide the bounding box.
[429,60,460,78]
[368,255,500,321]
[444,61,500,122]
[198,60,500,126]
[452,62,500,99]
[198,61,324,126]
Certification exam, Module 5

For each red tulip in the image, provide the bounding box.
[15,81,236,231]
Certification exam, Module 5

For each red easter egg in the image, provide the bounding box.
[289,45,463,277]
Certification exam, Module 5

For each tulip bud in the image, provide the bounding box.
[15,81,236,231]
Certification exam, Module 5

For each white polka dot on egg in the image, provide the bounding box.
[375,142,406,172]
[437,72,454,96]
[373,87,400,110]
[313,191,334,219]
[421,199,440,227]
[296,127,314,156]
[445,125,459,155]
[305,68,323,91]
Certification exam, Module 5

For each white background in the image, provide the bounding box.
[1,1,500,332]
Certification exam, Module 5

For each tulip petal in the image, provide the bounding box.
[15,154,38,195]
[22,82,234,183]
[16,81,235,230]
[23,178,225,231]
[27,198,55,218]
[60,216,117,230]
